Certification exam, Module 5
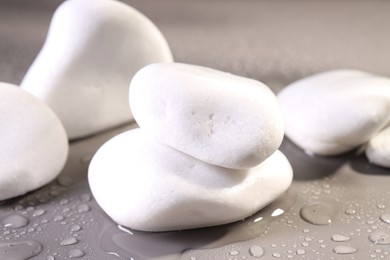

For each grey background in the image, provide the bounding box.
[1,0,390,92]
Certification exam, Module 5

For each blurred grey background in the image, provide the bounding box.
[1,0,390,92]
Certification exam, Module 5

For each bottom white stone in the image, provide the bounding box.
[88,128,292,231]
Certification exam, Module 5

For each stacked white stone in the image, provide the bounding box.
[89,63,293,232]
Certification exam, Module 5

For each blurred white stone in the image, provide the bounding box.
[88,128,292,231]
[278,70,390,155]
[21,0,173,139]
[130,63,284,169]
[0,83,68,200]
[366,126,390,168]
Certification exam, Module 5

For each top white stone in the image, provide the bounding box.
[130,63,284,169]
[278,70,390,156]
[0,83,68,200]
[21,0,173,140]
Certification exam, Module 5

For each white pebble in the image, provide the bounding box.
[0,84,68,200]
[21,0,173,139]
[130,63,284,169]
[366,126,390,168]
[88,128,292,231]
[278,70,390,155]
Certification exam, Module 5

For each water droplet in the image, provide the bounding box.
[69,249,85,258]
[249,245,264,258]
[331,234,350,242]
[47,256,55,260]
[345,209,356,215]
[272,252,281,258]
[229,249,239,256]
[300,202,335,225]
[368,231,390,245]
[296,249,305,255]
[32,209,45,217]
[60,237,78,246]
[60,199,69,205]
[57,176,74,187]
[77,204,90,213]
[332,245,357,254]
[80,194,91,202]
[70,225,82,232]
[54,215,64,222]
[3,215,29,228]
[377,204,386,209]
[380,213,390,224]
[0,240,42,259]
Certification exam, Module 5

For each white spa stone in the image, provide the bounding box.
[21,0,173,140]
[366,126,390,168]
[0,83,68,201]
[88,128,293,232]
[130,63,284,169]
[278,70,390,155]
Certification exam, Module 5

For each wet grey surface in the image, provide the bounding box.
[1,0,390,259]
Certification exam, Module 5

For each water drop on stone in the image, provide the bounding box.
[300,202,335,225]
[377,204,386,209]
[60,237,78,246]
[368,231,390,245]
[331,234,350,242]
[0,240,42,259]
[3,215,29,228]
[47,256,55,260]
[332,245,357,254]
[272,252,281,258]
[249,245,264,258]
[296,249,305,255]
[380,213,390,224]
[69,249,85,258]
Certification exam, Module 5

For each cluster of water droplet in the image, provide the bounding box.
[0,176,98,260]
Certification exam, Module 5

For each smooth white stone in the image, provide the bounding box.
[88,128,292,232]
[21,0,173,140]
[0,84,68,200]
[130,63,284,169]
[278,70,390,155]
[366,126,390,168]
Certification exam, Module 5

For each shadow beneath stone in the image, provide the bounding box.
[279,138,352,181]
[349,153,390,176]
